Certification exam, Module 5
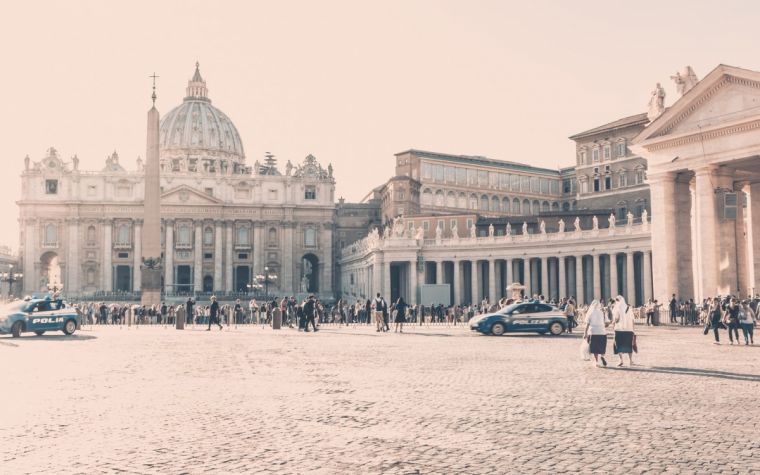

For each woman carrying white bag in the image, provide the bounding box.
[612,295,637,367]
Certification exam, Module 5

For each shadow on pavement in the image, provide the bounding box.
[617,366,760,382]
[0,334,98,342]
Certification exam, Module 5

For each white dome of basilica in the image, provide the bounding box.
[159,63,245,168]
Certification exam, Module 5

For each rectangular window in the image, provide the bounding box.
[580,151,587,164]
[466,218,473,229]
[444,166,455,183]
[489,172,498,188]
[450,219,457,229]
[617,143,626,157]
[117,252,129,259]
[437,219,444,230]
[238,253,248,259]
[45,180,58,194]
[521,176,530,192]
[619,173,627,188]
[204,252,213,259]
[594,178,600,192]
[304,185,316,200]
[478,170,488,186]
[603,146,610,159]
[605,176,612,190]
[550,180,559,195]
[456,167,466,184]
[421,162,432,180]
[304,228,316,247]
[592,149,599,163]
[540,178,549,194]
[563,179,572,193]
[396,190,405,200]
[433,165,444,182]
[511,174,520,191]
[530,177,540,193]
[422,221,429,231]
[467,169,477,185]
[500,173,509,189]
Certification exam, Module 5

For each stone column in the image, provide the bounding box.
[592,253,601,302]
[643,251,652,302]
[252,223,263,277]
[694,167,719,298]
[745,183,760,295]
[575,256,585,304]
[164,219,174,293]
[471,261,479,303]
[436,260,443,284]
[453,260,461,305]
[626,252,636,304]
[488,259,496,301]
[609,253,618,298]
[558,256,566,300]
[214,220,223,291]
[504,258,511,290]
[649,171,678,303]
[383,260,391,299]
[282,223,293,294]
[225,221,234,292]
[541,257,549,298]
[524,258,532,297]
[372,257,381,297]
[102,219,112,291]
[193,221,203,292]
[322,223,334,294]
[409,260,418,305]
[67,218,80,292]
[133,220,142,293]
[23,219,37,294]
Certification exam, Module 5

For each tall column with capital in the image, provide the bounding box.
[225,221,234,292]
[372,257,381,297]
[322,223,333,294]
[626,252,636,305]
[649,171,679,303]
[409,260,418,304]
[436,260,443,284]
[67,218,80,292]
[524,259,532,297]
[694,167,719,298]
[558,256,566,300]
[133,220,142,293]
[252,223,263,277]
[540,257,548,298]
[592,254,601,301]
[214,221,223,291]
[23,219,37,294]
[282,223,293,294]
[643,251,652,302]
[383,260,391,299]
[575,256,585,304]
[102,220,112,291]
[745,183,760,295]
[193,222,203,291]
[488,259,496,301]
[471,261,479,303]
[164,220,174,293]
[609,253,618,299]
[504,258,511,290]
[453,260,461,305]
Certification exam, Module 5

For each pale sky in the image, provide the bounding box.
[2,0,760,250]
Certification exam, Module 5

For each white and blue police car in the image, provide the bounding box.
[0,297,81,338]
[469,301,567,336]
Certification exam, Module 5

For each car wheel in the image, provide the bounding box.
[491,322,506,336]
[549,322,564,336]
[11,321,23,338]
[63,319,77,336]
[34,331,45,336]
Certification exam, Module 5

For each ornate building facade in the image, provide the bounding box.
[18,65,336,298]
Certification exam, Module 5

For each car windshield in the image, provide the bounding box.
[0,301,29,314]
[500,303,523,314]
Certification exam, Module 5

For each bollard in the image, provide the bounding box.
[176,306,185,330]
[272,307,282,330]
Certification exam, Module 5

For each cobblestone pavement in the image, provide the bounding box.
[2,322,759,474]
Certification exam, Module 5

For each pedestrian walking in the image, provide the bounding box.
[207,296,223,331]
[372,293,385,332]
[724,298,742,345]
[583,300,608,368]
[740,300,755,345]
[394,297,407,333]
[612,295,636,367]
[303,295,318,332]
[565,298,576,333]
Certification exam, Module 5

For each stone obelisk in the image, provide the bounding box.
[140,76,162,306]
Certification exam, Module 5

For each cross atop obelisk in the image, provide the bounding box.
[149,72,159,106]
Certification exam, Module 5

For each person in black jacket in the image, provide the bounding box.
[207,296,223,331]
[303,295,318,332]
[186,298,195,324]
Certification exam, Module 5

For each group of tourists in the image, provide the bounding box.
[703,296,756,345]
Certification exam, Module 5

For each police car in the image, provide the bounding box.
[0,297,81,338]
[469,301,567,336]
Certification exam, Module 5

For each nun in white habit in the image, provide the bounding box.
[612,295,636,367]
[583,300,608,367]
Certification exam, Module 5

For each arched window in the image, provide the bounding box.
[177,225,191,245]
[533,200,541,215]
[446,191,456,208]
[480,195,489,210]
[421,188,433,206]
[268,227,277,245]
[87,225,96,243]
[522,199,530,215]
[204,226,214,245]
[457,193,467,209]
[116,223,130,244]
[551,202,559,211]
[469,194,478,210]
[542,201,550,212]
[434,190,444,207]
[490,196,500,212]
[502,197,511,214]
[44,224,57,245]
[562,202,570,212]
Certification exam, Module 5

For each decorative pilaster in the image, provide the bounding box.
[164,219,174,292]
[575,256,585,305]
[102,219,112,292]
[214,220,223,291]
[626,252,636,304]
[67,218,80,292]
[133,219,142,292]
[592,253,601,302]
[540,257,549,298]
[488,259,496,301]
[225,221,233,292]
[453,260,461,305]
[193,221,203,292]
[609,253,618,298]
[558,256,566,300]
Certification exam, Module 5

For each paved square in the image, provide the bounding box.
[2,324,759,474]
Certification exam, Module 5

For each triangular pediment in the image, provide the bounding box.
[636,64,760,144]
[161,185,223,205]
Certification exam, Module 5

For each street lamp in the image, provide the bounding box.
[0,265,23,299]
[253,266,278,301]
[46,281,63,297]
[247,282,263,296]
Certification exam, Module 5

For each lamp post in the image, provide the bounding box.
[254,266,278,301]
[247,282,263,296]
[0,265,23,300]
[46,281,63,298]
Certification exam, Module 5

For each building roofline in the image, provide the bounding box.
[394,149,562,176]
[568,112,650,140]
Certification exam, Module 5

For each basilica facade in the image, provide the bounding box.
[18,65,335,298]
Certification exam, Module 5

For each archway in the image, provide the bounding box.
[301,254,319,293]
[40,251,61,291]
[203,275,214,292]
